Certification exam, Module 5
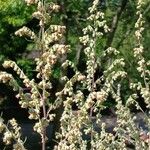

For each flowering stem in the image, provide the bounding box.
[42,97,47,150]
[41,1,47,149]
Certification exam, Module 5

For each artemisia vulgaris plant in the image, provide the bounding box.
[0,0,149,150]
[0,0,70,149]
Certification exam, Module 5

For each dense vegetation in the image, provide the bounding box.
[0,0,150,150]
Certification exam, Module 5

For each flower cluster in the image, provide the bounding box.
[132,0,150,110]
[49,3,60,13]
[25,0,38,6]
[15,26,36,40]
[79,0,109,92]
[3,131,13,145]
[33,119,49,136]
[0,71,13,83]
[0,117,26,150]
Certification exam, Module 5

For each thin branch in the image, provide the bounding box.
[105,0,128,49]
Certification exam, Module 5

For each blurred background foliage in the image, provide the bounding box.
[0,0,150,110]
[0,0,35,61]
